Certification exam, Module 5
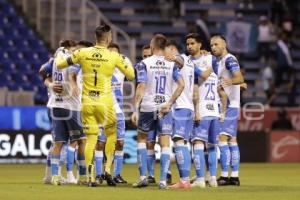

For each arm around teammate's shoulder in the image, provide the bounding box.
[55,49,81,70]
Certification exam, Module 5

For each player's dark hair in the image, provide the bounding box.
[166,40,179,50]
[142,44,150,50]
[77,40,94,47]
[108,42,120,52]
[211,34,227,43]
[152,34,167,50]
[59,39,76,48]
[185,33,202,44]
[94,24,111,42]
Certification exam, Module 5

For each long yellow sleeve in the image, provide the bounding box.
[54,55,69,69]
[115,54,135,81]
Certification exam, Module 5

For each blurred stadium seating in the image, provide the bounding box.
[0,0,50,104]
[0,0,299,107]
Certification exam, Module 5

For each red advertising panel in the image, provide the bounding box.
[269,131,300,162]
[238,108,300,132]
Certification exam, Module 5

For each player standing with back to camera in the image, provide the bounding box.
[94,42,131,186]
[131,34,185,189]
[54,24,135,187]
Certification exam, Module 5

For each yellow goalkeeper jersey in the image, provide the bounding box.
[55,45,134,134]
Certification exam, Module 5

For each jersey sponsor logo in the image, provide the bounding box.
[88,90,100,97]
[150,65,170,70]
[206,103,215,111]
[85,53,108,62]
[92,52,102,58]
[55,96,63,102]
[156,60,165,67]
[154,95,166,104]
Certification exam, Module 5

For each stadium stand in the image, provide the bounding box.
[0,0,299,107]
[91,0,300,107]
[0,0,50,104]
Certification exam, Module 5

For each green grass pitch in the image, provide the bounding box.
[0,163,300,200]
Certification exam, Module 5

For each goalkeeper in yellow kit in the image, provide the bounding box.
[55,24,135,186]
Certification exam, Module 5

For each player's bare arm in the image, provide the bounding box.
[39,61,63,94]
[240,82,248,90]
[165,54,184,69]
[131,82,145,126]
[222,70,245,87]
[44,77,63,94]
[69,73,80,97]
[193,83,201,123]
[218,86,228,123]
[159,76,184,116]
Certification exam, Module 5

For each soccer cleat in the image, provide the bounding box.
[60,176,67,184]
[43,176,52,184]
[147,176,156,184]
[208,177,218,187]
[217,176,230,186]
[190,175,197,184]
[205,172,211,185]
[113,174,127,184]
[51,175,62,186]
[87,181,97,187]
[132,178,148,188]
[95,175,103,185]
[169,180,191,189]
[191,179,206,188]
[101,174,106,180]
[104,172,116,186]
[229,177,240,186]
[158,182,168,189]
[167,172,172,184]
[67,173,77,184]
[77,175,87,185]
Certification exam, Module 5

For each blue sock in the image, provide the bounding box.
[137,143,147,177]
[229,142,240,177]
[160,147,170,183]
[51,154,60,176]
[193,144,205,178]
[219,142,230,177]
[77,153,86,176]
[204,150,209,172]
[60,144,67,165]
[114,150,124,176]
[94,150,103,176]
[66,146,75,172]
[208,145,217,177]
[147,150,155,177]
[47,152,51,168]
[175,144,190,180]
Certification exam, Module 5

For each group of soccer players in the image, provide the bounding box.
[39,23,246,189]
[131,33,245,189]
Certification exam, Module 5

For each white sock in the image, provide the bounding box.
[231,171,239,177]
[221,171,229,177]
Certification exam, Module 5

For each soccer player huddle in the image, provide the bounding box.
[39,23,246,190]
